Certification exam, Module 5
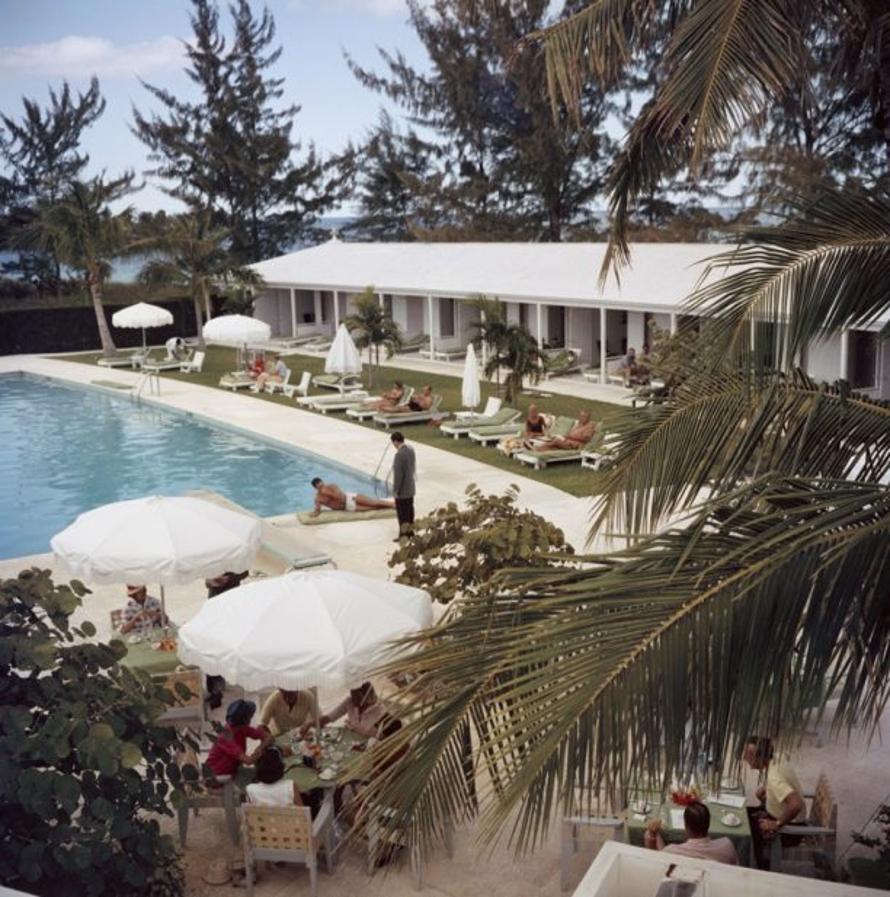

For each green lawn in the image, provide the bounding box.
[63,346,618,497]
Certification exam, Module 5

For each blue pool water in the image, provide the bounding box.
[0,376,381,559]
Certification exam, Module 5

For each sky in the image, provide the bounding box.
[0,0,429,213]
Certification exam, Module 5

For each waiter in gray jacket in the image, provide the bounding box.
[390,431,416,541]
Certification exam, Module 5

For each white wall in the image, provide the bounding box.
[505,302,521,325]
[391,296,409,333]
[627,311,646,354]
[253,288,289,337]
[567,307,596,364]
[806,334,842,384]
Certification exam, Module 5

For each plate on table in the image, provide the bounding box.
[318,768,337,781]
[721,812,741,828]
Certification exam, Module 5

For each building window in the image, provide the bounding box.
[384,295,393,317]
[439,297,455,338]
[519,303,529,328]
[848,330,877,389]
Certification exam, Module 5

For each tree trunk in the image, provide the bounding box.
[88,272,117,357]
[201,279,212,322]
[193,290,207,350]
[368,346,374,389]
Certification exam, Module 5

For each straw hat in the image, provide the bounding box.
[202,857,231,886]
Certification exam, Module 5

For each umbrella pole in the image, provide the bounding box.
[160,583,168,634]
[312,685,321,746]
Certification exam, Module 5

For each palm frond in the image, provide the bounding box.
[590,367,890,535]
[359,477,890,854]
[687,186,890,362]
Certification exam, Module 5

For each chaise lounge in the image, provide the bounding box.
[344,386,416,420]
[514,426,605,470]
[372,394,444,428]
[312,372,364,393]
[440,404,520,440]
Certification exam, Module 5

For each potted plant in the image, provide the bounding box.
[848,805,890,890]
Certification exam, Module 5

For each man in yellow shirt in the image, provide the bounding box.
[258,688,319,737]
[743,736,807,868]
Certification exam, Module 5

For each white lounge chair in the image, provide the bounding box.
[312,373,363,393]
[296,389,370,407]
[283,370,312,399]
[312,387,412,415]
[344,386,416,420]
[514,427,605,470]
[373,394,444,428]
[97,349,142,369]
[143,349,192,372]
[263,369,291,394]
[440,405,520,440]
[179,351,205,373]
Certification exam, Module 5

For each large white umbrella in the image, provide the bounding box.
[111,302,174,353]
[178,569,432,691]
[51,495,262,623]
[324,323,362,375]
[461,343,481,411]
[202,314,271,347]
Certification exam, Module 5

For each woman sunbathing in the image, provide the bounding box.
[389,384,433,413]
[534,411,595,451]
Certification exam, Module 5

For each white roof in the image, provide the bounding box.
[250,239,736,312]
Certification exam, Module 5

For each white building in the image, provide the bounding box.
[250,239,890,399]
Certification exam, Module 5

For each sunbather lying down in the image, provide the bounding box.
[534,411,595,451]
[389,384,433,413]
[361,380,404,411]
[310,478,394,516]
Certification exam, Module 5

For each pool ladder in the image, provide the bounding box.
[134,370,161,399]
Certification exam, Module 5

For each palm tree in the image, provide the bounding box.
[138,212,260,350]
[344,287,403,388]
[19,174,137,356]
[469,296,510,392]
[355,0,890,857]
[487,322,544,404]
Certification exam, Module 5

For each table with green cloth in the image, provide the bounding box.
[277,727,368,793]
[625,791,752,866]
[119,638,184,676]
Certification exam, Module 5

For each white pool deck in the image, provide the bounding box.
[2,354,889,897]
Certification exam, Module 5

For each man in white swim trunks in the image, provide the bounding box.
[310,478,395,516]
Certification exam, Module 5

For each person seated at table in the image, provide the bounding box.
[534,410,595,452]
[246,746,306,807]
[206,699,273,779]
[309,478,395,516]
[389,384,433,413]
[361,380,405,412]
[253,354,288,392]
[743,735,807,868]
[119,584,167,636]
[259,688,320,737]
[644,801,738,865]
[319,682,385,738]
[203,571,248,709]
[497,403,550,455]
[247,354,265,379]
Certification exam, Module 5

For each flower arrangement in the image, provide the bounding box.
[670,785,701,806]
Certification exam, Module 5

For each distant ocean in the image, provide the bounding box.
[0,216,354,285]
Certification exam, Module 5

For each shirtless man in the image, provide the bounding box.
[390,384,433,413]
[535,410,595,451]
[310,478,395,516]
[362,380,405,412]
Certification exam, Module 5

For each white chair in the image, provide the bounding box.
[242,803,333,897]
[180,351,205,373]
[264,368,292,395]
[177,773,241,847]
[560,815,624,891]
[283,370,312,399]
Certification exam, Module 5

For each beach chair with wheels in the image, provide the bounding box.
[514,426,604,470]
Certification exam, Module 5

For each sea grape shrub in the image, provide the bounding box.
[390,484,574,604]
[0,568,195,897]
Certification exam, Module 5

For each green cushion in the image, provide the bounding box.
[297,508,396,525]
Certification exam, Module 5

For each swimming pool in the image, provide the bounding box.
[0,375,382,560]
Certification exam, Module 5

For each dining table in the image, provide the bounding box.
[118,634,185,676]
[625,789,753,866]
[277,726,368,795]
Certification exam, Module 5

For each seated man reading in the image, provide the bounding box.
[644,801,738,865]
[389,384,433,413]
[535,410,595,451]
[310,477,395,516]
[362,381,405,411]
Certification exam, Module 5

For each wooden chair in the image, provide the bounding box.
[769,772,838,879]
[177,772,241,848]
[153,668,206,730]
[242,803,333,897]
[365,803,454,890]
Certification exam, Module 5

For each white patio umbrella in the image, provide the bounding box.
[111,302,174,353]
[51,495,262,624]
[461,343,481,411]
[324,323,362,375]
[203,313,272,368]
[177,569,432,691]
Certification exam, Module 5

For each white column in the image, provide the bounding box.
[313,290,322,327]
[378,292,385,309]
[289,288,297,337]
[427,295,436,358]
[670,313,678,336]
[334,290,340,330]
[536,303,543,347]
[840,329,849,380]
[599,306,607,384]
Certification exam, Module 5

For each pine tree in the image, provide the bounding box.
[0,78,105,289]
[347,0,614,241]
[133,0,349,264]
